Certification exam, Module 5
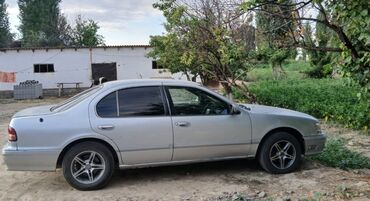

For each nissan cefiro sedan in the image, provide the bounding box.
[2,79,326,190]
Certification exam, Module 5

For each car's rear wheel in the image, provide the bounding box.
[258,132,302,174]
[62,141,114,190]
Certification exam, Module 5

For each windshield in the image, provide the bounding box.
[50,85,102,111]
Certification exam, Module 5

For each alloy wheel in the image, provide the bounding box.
[70,151,106,184]
[269,140,296,170]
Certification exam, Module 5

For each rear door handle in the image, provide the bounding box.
[175,121,190,127]
[98,125,115,130]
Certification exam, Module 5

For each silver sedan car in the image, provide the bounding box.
[3,79,326,190]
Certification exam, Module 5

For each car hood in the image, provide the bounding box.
[240,104,317,122]
[13,105,55,118]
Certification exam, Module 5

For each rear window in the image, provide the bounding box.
[96,86,165,118]
[51,86,101,112]
[96,92,118,117]
[118,87,165,116]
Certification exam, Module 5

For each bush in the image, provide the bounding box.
[304,64,333,78]
[236,79,370,130]
[311,138,370,169]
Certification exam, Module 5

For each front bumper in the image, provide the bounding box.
[2,143,59,171]
[304,133,327,155]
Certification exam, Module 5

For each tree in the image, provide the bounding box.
[255,0,296,79]
[149,0,257,99]
[242,0,370,93]
[70,15,105,46]
[148,33,201,82]
[304,13,336,78]
[0,0,13,48]
[301,22,313,61]
[18,0,68,47]
[328,0,370,93]
[57,14,73,46]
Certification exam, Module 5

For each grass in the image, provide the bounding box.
[238,79,370,130]
[247,60,313,81]
[311,138,370,169]
[242,60,370,170]
[243,61,369,131]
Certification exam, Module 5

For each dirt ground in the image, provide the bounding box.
[0,98,369,201]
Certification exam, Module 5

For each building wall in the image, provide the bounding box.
[0,47,186,91]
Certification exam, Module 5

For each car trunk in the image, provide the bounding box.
[13,105,55,118]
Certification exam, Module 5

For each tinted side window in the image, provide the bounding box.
[118,87,165,117]
[96,92,117,117]
[167,87,230,116]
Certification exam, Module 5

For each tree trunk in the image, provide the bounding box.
[272,62,286,79]
[184,71,191,81]
[331,25,359,60]
[221,82,233,100]
[191,75,197,82]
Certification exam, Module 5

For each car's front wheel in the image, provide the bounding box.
[62,141,114,190]
[258,132,302,174]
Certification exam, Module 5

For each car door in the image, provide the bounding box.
[89,86,173,165]
[165,85,252,161]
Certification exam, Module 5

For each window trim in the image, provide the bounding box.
[164,86,232,117]
[33,64,55,73]
[95,91,119,118]
[115,91,119,117]
[152,60,165,69]
[95,85,169,118]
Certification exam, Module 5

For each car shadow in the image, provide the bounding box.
[108,158,321,187]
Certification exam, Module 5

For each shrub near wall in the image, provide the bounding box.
[241,79,369,130]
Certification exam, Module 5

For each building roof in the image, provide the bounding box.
[0,45,151,52]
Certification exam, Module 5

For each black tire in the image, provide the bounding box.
[258,132,302,174]
[62,141,114,190]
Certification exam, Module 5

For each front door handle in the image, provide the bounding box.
[175,121,190,127]
[98,125,115,130]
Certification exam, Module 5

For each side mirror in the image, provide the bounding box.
[231,105,241,115]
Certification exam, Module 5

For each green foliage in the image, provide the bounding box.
[18,0,69,47]
[148,33,201,81]
[18,1,104,47]
[304,13,338,78]
[149,1,206,81]
[312,13,331,65]
[0,0,13,47]
[237,79,370,129]
[311,138,370,169]
[283,60,313,71]
[304,64,333,79]
[149,0,257,97]
[257,45,291,68]
[255,0,296,79]
[243,0,370,94]
[328,0,370,93]
[70,15,105,46]
[247,60,312,81]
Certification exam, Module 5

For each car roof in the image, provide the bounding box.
[97,79,233,105]
[102,79,202,88]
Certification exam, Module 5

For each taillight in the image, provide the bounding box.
[8,126,17,141]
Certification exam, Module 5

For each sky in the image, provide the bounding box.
[5,0,166,45]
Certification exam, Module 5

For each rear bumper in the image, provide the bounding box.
[304,133,327,155]
[2,143,59,171]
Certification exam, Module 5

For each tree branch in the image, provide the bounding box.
[280,43,343,52]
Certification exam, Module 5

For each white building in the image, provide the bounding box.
[0,45,186,96]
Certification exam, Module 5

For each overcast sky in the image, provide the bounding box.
[5,0,166,45]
